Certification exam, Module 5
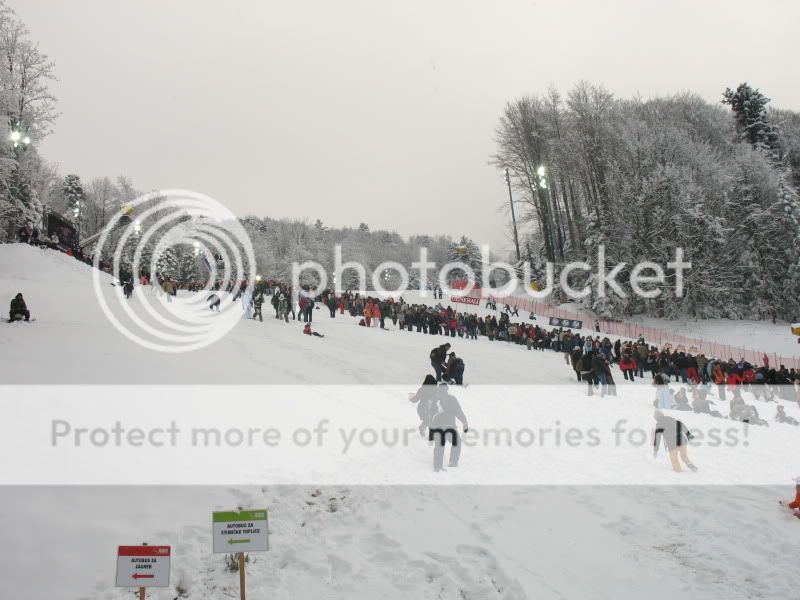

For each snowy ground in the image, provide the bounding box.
[1,243,799,600]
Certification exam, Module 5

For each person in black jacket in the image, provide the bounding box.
[9,293,30,322]
[429,384,469,472]
[430,343,451,382]
[252,291,264,321]
[653,410,697,472]
[408,374,439,436]
[580,351,595,395]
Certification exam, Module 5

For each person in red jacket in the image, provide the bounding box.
[619,353,637,381]
[785,477,800,518]
[726,371,742,392]
[303,323,324,338]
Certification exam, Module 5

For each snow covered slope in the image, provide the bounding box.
[1,243,799,600]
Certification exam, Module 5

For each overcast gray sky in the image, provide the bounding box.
[16,0,800,254]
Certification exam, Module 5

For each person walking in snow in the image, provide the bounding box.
[278,293,289,323]
[653,410,697,473]
[408,374,439,437]
[429,384,469,472]
[252,291,264,321]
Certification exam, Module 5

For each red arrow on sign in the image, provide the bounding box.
[132,573,155,580]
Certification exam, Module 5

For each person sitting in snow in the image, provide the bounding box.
[303,323,324,338]
[9,293,31,322]
[776,406,799,426]
[785,477,800,517]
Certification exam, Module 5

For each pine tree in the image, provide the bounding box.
[62,174,85,231]
[722,83,781,157]
[156,246,180,280]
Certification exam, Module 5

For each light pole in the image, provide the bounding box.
[504,167,521,263]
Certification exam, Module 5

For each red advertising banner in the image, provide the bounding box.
[450,295,480,306]
[118,546,171,557]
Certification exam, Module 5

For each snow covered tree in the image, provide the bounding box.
[156,246,180,280]
[62,174,84,231]
[722,83,780,158]
[446,236,483,286]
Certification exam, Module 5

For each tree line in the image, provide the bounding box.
[493,82,800,320]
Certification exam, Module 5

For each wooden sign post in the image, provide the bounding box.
[239,552,246,600]
[212,509,269,600]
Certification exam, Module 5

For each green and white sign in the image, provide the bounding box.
[212,509,269,554]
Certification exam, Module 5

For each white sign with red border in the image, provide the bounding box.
[116,545,171,588]
[450,295,480,306]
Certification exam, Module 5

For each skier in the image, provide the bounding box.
[653,410,697,473]
[429,342,451,382]
[8,293,31,322]
[429,384,469,472]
